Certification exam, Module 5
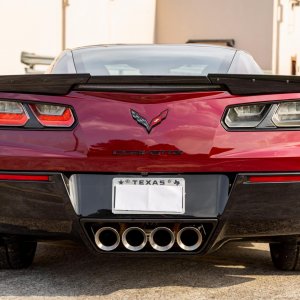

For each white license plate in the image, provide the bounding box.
[112,178,185,214]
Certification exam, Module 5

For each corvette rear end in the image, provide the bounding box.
[1,44,300,271]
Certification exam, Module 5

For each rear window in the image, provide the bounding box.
[72,46,235,76]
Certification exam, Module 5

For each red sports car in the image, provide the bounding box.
[0,44,299,270]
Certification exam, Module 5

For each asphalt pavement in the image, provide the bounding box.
[0,241,299,299]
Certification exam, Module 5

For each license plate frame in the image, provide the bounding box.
[112,177,185,214]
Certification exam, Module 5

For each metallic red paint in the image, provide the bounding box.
[0,90,300,173]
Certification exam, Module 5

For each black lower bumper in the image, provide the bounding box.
[209,174,300,252]
[0,173,75,237]
[0,172,299,254]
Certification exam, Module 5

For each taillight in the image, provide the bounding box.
[272,102,300,127]
[30,104,75,127]
[223,100,300,130]
[0,99,75,129]
[0,100,29,126]
[224,104,269,128]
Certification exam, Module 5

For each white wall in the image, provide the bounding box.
[275,0,300,75]
[66,0,156,47]
[155,0,274,71]
[0,0,156,75]
[0,0,61,74]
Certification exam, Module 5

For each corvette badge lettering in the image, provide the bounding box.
[112,150,183,156]
[130,109,168,133]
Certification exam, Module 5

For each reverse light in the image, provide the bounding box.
[30,104,75,127]
[272,102,300,127]
[224,104,268,128]
[0,100,29,126]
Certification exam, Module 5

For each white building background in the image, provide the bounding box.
[273,0,300,75]
[0,0,156,74]
[0,0,299,75]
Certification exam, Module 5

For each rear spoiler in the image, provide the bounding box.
[0,74,90,95]
[1,74,300,95]
[208,74,300,95]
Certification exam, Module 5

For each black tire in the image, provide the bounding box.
[270,242,300,271]
[0,237,37,269]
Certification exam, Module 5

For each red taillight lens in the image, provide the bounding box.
[30,104,75,127]
[0,101,29,126]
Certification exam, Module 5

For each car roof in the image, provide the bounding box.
[70,44,237,52]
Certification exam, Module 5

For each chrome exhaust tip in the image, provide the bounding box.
[94,227,120,251]
[122,227,147,251]
[176,227,202,251]
[149,227,175,252]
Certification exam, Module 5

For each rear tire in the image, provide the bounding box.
[270,242,300,271]
[0,237,37,269]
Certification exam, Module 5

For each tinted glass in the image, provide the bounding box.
[228,51,263,74]
[72,45,236,76]
[48,51,76,74]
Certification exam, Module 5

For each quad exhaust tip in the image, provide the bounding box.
[122,227,147,251]
[149,227,175,252]
[176,227,203,251]
[94,227,120,251]
[94,225,203,252]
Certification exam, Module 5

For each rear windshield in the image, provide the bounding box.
[72,46,235,76]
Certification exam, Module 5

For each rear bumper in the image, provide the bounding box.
[0,173,76,238]
[0,172,299,254]
[209,173,300,252]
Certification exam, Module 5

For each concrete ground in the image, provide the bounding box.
[0,241,299,300]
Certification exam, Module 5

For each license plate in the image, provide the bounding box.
[112,178,185,214]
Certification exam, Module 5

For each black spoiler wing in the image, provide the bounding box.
[0,73,300,95]
[208,74,300,95]
[0,74,90,95]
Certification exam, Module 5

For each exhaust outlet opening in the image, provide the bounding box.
[177,227,202,251]
[149,227,175,251]
[122,227,147,251]
[94,227,120,251]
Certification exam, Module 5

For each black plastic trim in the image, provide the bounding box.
[74,75,217,94]
[209,74,300,95]
[208,172,300,253]
[0,74,90,95]
[0,172,76,237]
[87,75,211,84]
[74,84,222,94]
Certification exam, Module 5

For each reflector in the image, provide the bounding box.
[249,175,300,183]
[0,174,49,181]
